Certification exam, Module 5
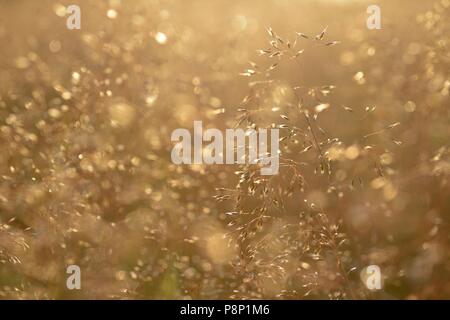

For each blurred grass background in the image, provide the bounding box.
[0,0,448,299]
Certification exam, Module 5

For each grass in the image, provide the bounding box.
[0,0,448,299]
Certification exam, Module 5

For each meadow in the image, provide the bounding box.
[0,0,448,299]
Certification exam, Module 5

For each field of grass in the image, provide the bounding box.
[0,0,448,299]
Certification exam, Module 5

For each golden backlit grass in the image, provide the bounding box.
[0,0,448,299]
